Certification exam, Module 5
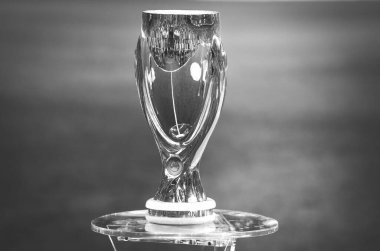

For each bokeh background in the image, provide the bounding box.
[1,0,380,250]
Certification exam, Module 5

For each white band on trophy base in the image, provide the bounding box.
[146,198,216,211]
[145,220,216,234]
[145,213,215,225]
[145,198,216,225]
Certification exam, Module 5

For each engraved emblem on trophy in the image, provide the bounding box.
[135,10,227,225]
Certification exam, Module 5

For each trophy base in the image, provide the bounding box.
[145,198,216,225]
[91,209,279,248]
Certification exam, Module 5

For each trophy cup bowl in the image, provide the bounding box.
[135,10,227,225]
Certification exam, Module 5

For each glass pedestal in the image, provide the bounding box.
[91,209,278,251]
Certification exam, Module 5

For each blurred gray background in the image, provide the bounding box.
[1,0,380,250]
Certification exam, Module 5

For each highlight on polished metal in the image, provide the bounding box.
[135,9,227,224]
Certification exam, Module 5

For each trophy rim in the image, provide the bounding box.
[143,10,219,16]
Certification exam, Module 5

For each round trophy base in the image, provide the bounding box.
[91,209,279,246]
[145,198,216,225]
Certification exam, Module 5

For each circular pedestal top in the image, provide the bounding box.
[91,209,278,241]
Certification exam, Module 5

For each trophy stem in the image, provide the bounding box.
[145,164,216,225]
[154,165,207,203]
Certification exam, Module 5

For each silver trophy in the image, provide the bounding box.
[135,10,227,225]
